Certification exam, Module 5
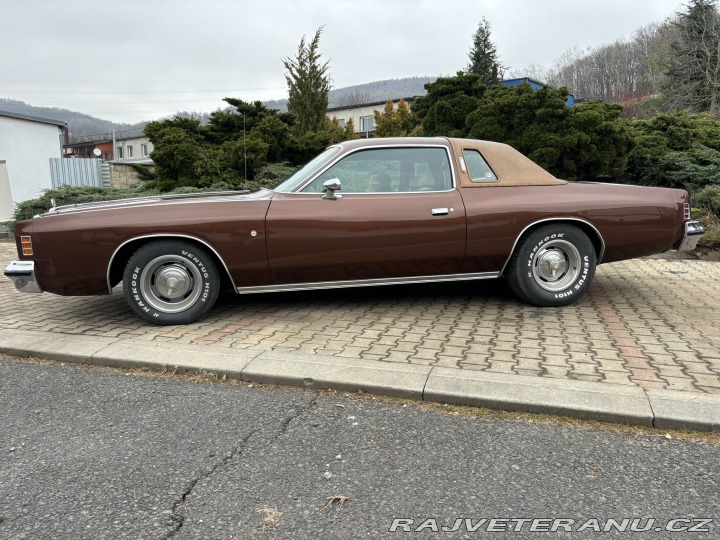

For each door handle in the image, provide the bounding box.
[431,208,449,216]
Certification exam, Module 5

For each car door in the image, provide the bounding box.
[265,145,467,284]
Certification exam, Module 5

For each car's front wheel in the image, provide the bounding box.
[505,224,596,307]
[123,240,220,325]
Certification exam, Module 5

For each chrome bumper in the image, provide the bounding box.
[678,221,705,251]
[4,260,43,293]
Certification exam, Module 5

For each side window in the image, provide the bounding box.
[300,147,453,194]
[464,149,497,182]
[301,150,400,193]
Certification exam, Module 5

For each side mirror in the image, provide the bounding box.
[322,178,342,200]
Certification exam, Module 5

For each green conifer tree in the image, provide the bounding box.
[283,27,331,134]
[467,18,502,85]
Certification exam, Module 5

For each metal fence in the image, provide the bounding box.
[50,158,103,188]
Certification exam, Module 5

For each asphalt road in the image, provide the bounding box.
[1,357,719,540]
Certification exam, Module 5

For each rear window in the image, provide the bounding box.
[464,149,497,182]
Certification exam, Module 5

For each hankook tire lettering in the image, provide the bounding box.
[123,240,220,325]
[506,225,596,308]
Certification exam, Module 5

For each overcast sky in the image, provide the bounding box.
[1,0,683,125]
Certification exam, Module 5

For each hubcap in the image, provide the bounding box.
[140,255,203,313]
[531,240,581,292]
[154,266,191,300]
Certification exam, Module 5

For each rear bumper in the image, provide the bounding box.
[4,260,43,293]
[678,221,705,251]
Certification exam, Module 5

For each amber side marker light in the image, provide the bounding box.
[21,236,33,256]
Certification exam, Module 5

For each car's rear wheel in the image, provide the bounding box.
[123,240,220,325]
[505,224,596,307]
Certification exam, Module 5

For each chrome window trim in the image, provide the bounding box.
[291,143,457,194]
[235,271,499,294]
[498,217,606,276]
[279,188,456,197]
[106,234,236,294]
[458,156,467,173]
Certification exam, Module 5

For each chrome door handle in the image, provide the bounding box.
[431,208,449,216]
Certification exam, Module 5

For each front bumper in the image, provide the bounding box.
[678,221,705,251]
[4,260,43,293]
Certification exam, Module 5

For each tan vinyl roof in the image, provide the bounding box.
[448,138,565,187]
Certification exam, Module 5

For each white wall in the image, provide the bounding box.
[328,103,387,134]
[0,161,13,221]
[0,116,62,204]
[115,136,153,160]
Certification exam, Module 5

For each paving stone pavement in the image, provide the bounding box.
[2,241,719,396]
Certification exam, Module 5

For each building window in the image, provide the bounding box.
[127,145,134,158]
[359,116,374,133]
[141,143,148,156]
[117,147,123,159]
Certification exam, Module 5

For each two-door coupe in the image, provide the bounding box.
[5,137,705,325]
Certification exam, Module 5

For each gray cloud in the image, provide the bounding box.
[0,0,682,123]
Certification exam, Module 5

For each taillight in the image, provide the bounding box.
[21,236,33,256]
[683,203,692,221]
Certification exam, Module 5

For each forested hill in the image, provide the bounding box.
[0,76,437,137]
[266,76,437,111]
[0,98,144,138]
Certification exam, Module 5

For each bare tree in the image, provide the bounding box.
[504,63,550,83]
[544,23,675,104]
[334,89,372,108]
[661,0,720,116]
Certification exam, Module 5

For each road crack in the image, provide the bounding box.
[161,393,318,539]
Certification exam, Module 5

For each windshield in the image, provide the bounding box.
[273,146,341,193]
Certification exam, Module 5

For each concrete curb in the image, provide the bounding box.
[245,351,431,400]
[424,367,654,426]
[646,389,720,432]
[1,328,719,431]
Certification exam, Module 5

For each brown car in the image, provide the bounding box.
[5,137,705,325]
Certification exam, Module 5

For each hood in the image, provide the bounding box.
[40,189,267,217]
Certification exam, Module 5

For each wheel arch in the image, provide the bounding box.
[106,234,236,293]
[499,218,605,277]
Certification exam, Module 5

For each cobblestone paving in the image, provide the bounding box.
[1,242,719,393]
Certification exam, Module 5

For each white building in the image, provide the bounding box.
[0,110,66,218]
[114,134,154,163]
[326,97,416,136]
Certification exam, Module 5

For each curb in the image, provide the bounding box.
[1,328,718,432]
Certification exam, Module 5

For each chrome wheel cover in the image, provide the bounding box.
[531,240,581,292]
[140,255,202,313]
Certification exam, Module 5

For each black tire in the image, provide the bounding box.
[123,240,221,325]
[505,224,596,307]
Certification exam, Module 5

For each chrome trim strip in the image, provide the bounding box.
[41,191,258,217]
[235,272,499,295]
[106,234,237,294]
[458,156,467,173]
[498,217,606,276]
